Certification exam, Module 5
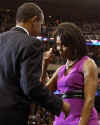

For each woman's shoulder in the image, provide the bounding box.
[55,64,66,74]
[83,56,97,73]
[77,56,96,73]
[84,56,97,66]
[58,64,66,71]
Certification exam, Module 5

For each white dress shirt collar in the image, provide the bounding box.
[16,25,29,36]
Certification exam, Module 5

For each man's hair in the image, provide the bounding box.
[55,22,88,60]
[16,2,43,22]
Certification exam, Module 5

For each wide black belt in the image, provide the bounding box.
[57,90,84,99]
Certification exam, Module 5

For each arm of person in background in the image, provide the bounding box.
[19,41,70,118]
[78,58,98,125]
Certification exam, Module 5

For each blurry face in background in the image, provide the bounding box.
[56,36,70,59]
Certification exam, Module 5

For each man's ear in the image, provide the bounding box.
[31,16,38,23]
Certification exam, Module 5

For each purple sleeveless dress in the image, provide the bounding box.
[53,56,98,125]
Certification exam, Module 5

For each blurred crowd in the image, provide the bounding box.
[29,105,54,125]
[0,9,15,32]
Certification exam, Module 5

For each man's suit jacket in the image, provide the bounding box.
[0,27,62,125]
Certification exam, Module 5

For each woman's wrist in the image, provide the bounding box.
[62,101,70,117]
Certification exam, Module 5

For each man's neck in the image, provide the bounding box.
[16,23,30,35]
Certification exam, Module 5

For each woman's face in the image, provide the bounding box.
[56,36,70,58]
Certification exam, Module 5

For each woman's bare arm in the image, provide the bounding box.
[45,68,60,91]
[79,58,98,125]
[40,48,54,84]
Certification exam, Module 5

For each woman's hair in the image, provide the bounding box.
[55,22,88,60]
[16,2,43,23]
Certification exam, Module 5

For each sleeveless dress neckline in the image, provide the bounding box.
[64,56,88,77]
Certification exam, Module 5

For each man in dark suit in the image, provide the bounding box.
[0,2,70,125]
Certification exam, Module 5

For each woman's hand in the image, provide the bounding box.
[43,48,54,65]
[62,101,70,119]
[40,48,54,83]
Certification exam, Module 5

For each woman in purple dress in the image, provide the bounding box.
[41,22,99,125]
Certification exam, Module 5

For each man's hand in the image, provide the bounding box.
[62,101,70,119]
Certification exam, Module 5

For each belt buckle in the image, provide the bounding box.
[61,94,68,98]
